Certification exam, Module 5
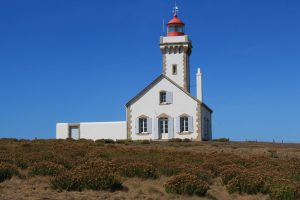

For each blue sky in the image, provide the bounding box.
[0,0,299,142]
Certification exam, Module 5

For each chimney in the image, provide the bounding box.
[196,68,203,102]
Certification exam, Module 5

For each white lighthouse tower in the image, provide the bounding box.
[160,8,192,92]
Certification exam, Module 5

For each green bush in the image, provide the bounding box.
[220,167,243,185]
[116,139,128,144]
[168,138,182,142]
[213,138,230,142]
[51,159,122,191]
[159,166,182,177]
[14,157,29,169]
[141,140,151,144]
[227,172,269,194]
[104,139,115,144]
[119,163,158,179]
[28,161,65,176]
[192,168,214,183]
[0,162,19,182]
[165,173,209,196]
[269,184,300,200]
[95,139,115,144]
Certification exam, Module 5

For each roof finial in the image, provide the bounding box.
[173,1,179,17]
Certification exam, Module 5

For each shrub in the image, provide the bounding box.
[14,157,29,169]
[104,139,115,144]
[116,140,128,144]
[141,140,151,145]
[220,166,243,185]
[51,159,122,191]
[165,173,209,196]
[201,162,219,177]
[0,162,19,182]
[95,139,105,143]
[28,161,65,176]
[159,165,182,177]
[183,138,191,142]
[168,138,182,142]
[269,183,300,200]
[213,138,230,142]
[227,172,269,194]
[119,163,158,179]
[191,168,214,183]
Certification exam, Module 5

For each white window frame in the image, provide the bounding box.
[180,117,189,133]
[160,91,167,104]
[139,118,148,133]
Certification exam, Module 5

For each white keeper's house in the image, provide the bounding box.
[56,10,213,141]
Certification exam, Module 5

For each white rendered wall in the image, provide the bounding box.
[128,78,200,140]
[56,121,126,141]
[80,122,126,140]
[56,123,69,139]
[165,51,186,89]
[161,36,191,91]
[162,36,187,43]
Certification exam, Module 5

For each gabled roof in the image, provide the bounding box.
[125,74,213,113]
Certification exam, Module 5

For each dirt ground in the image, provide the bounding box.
[0,176,268,200]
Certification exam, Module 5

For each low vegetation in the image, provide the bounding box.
[165,173,209,196]
[0,138,299,199]
[0,162,19,182]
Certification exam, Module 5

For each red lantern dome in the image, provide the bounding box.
[167,14,185,36]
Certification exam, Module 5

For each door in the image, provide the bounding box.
[159,118,168,139]
[69,126,79,140]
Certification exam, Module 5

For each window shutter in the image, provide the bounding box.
[166,92,173,104]
[188,116,194,132]
[135,118,139,134]
[176,117,180,133]
[168,117,174,139]
[153,117,159,139]
[147,117,152,134]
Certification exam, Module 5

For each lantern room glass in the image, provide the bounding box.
[168,25,185,33]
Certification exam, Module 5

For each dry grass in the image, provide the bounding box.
[0,138,299,200]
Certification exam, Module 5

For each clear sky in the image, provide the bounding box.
[0,0,299,142]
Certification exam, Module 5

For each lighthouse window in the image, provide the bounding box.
[172,64,177,75]
[168,25,175,32]
[175,25,184,33]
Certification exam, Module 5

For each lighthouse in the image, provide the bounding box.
[57,6,213,142]
[160,8,192,92]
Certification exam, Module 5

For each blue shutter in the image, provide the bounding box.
[168,117,174,139]
[153,117,159,139]
[176,117,180,133]
[188,116,194,132]
[135,118,139,134]
[166,92,173,104]
[147,117,152,134]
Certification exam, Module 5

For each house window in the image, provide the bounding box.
[172,64,177,75]
[139,118,147,133]
[160,91,166,104]
[180,117,189,132]
[159,118,168,134]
